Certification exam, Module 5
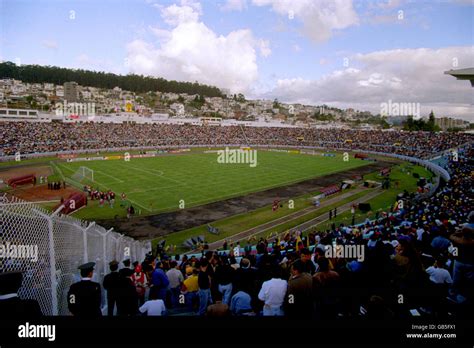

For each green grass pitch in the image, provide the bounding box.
[55,150,370,220]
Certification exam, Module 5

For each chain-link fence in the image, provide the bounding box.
[0,194,151,315]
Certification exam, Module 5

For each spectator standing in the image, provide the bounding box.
[449,225,474,304]
[182,268,199,312]
[286,260,313,318]
[198,259,213,315]
[150,262,170,301]
[214,256,235,305]
[166,261,184,308]
[103,260,121,316]
[67,262,102,318]
[131,265,147,306]
[117,268,139,316]
[258,267,287,316]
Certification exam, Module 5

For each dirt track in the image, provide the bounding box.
[0,164,83,203]
[99,160,396,239]
[189,186,383,253]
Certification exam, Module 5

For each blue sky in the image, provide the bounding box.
[0,0,473,119]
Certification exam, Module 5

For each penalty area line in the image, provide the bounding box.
[56,163,151,212]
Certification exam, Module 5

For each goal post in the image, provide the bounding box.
[71,166,94,183]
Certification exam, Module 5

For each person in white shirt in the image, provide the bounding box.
[258,269,287,316]
[139,291,167,316]
[416,225,425,241]
[166,261,184,308]
[426,257,453,285]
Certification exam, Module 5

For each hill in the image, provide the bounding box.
[0,61,224,97]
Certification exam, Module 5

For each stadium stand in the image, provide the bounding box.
[1,121,472,318]
[0,122,472,160]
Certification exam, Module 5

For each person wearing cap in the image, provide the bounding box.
[0,271,42,319]
[103,260,121,316]
[67,262,102,318]
[131,264,147,306]
[117,268,139,316]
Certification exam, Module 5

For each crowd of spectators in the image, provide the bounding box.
[2,120,472,319]
[87,147,472,318]
[1,122,472,159]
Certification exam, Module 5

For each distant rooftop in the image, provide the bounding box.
[444,67,474,87]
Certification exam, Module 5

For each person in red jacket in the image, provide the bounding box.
[131,265,147,306]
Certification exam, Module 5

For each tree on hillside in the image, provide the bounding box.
[0,61,224,97]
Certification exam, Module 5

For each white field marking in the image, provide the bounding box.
[114,163,186,185]
[58,164,119,188]
[146,167,332,211]
[57,164,151,212]
[113,164,213,197]
[84,157,366,213]
[96,171,124,183]
[129,184,182,194]
[59,164,111,188]
[124,158,364,212]
[123,196,152,212]
[50,161,66,181]
[110,164,359,214]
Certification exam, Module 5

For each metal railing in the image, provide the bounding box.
[0,194,151,315]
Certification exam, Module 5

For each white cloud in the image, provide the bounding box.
[252,0,359,42]
[148,25,172,41]
[221,0,248,11]
[127,1,270,93]
[265,46,474,120]
[161,1,202,26]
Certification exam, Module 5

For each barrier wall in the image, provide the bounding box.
[0,194,151,315]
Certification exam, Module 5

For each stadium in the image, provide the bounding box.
[1,1,473,345]
[1,118,473,319]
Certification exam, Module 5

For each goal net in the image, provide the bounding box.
[71,166,94,183]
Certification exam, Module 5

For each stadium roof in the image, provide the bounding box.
[444,67,474,87]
